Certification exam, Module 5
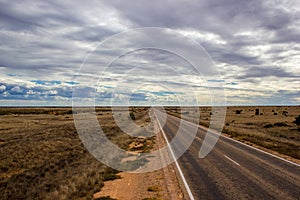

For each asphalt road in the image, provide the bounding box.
[155,110,300,200]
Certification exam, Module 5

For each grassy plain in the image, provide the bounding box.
[0,106,299,199]
[0,107,152,200]
[167,106,300,160]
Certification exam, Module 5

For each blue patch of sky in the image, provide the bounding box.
[65,81,79,85]
[150,91,177,96]
[129,93,147,101]
[31,80,62,85]
[207,79,225,83]
[96,91,114,99]
[6,74,17,77]
[226,82,238,85]
[103,85,114,88]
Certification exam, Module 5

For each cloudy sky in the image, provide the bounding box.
[0,0,299,106]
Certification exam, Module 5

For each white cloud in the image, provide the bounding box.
[0,85,6,91]
[177,29,227,45]
[11,86,22,93]
[43,90,58,95]
[3,91,9,97]
[26,90,41,95]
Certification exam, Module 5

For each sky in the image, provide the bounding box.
[0,0,299,106]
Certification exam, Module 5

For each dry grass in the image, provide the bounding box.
[2,106,298,199]
[166,106,300,160]
[147,185,161,192]
[0,107,152,200]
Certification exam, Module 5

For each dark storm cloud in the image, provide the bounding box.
[0,10,42,32]
[107,0,299,67]
[105,48,199,76]
[1,0,298,72]
[0,0,122,80]
[108,0,256,31]
[108,0,294,34]
[272,28,300,44]
[66,26,118,42]
[259,90,300,105]
[0,0,89,32]
[238,67,300,79]
[215,52,261,66]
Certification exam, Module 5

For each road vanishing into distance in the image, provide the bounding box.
[154,110,300,200]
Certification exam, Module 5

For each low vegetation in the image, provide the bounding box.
[1,106,299,199]
[129,112,136,120]
[147,185,161,192]
[294,115,300,126]
[167,106,300,160]
[0,107,152,200]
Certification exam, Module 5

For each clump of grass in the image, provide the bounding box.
[102,169,121,181]
[263,124,274,128]
[274,122,288,127]
[282,111,288,117]
[147,185,160,192]
[129,136,155,153]
[129,112,136,120]
[235,110,242,114]
[294,115,300,126]
[255,108,260,115]
[123,158,149,171]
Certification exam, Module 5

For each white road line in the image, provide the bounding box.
[220,135,300,168]
[154,112,195,200]
[224,155,241,166]
[168,114,300,168]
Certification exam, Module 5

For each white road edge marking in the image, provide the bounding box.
[168,114,300,168]
[224,155,240,166]
[220,134,300,168]
[154,112,195,200]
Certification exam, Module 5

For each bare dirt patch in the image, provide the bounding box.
[93,112,184,200]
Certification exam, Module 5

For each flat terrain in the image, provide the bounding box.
[155,109,300,199]
[0,106,299,199]
[0,107,161,199]
[167,106,300,161]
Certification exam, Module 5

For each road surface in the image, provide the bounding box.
[155,110,300,200]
